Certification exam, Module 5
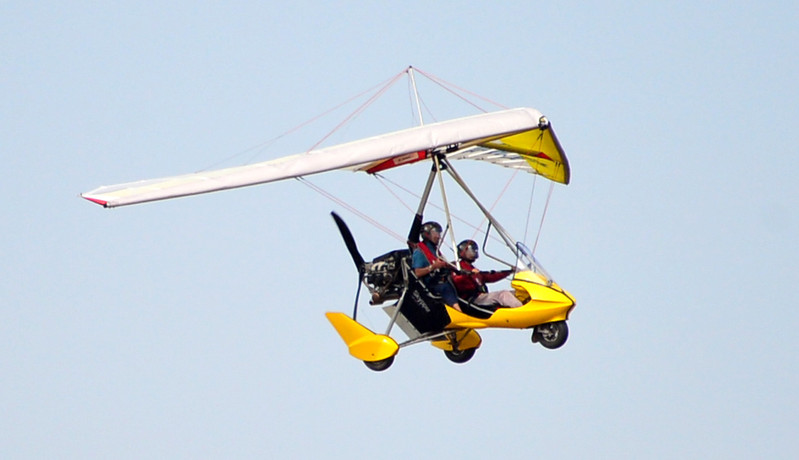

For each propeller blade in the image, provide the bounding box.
[330,212,366,272]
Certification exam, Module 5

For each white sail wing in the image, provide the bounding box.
[82,107,562,208]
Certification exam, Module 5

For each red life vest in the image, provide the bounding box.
[417,240,438,264]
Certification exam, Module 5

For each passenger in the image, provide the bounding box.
[453,239,523,308]
[412,222,462,312]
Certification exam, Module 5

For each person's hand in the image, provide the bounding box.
[431,259,447,270]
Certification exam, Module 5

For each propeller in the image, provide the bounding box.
[330,212,366,319]
[331,212,365,270]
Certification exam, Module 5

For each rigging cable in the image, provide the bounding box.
[305,71,405,152]
[413,67,508,113]
[523,174,538,243]
[288,69,413,243]
[405,72,438,125]
[286,68,429,246]
[374,172,505,246]
[412,67,526,243]
[529,127,554,254]
[472,168,519,241]
[374,174,415,214]
[198,70,407,171]
[295,177,405,243]
[532,182,555,255]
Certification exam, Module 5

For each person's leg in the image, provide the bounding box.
[475,290,522,308]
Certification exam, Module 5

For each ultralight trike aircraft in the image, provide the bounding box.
[81,67,576,371]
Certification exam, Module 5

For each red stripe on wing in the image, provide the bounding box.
[366,151,427,174]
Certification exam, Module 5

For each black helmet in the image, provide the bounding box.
[457,239,479,261]
[421,221,442,236]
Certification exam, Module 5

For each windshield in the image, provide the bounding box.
[515,242,553,285]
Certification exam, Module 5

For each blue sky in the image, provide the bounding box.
[2,1,798,458]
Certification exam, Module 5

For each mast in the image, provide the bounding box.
[406,66,459,258]
[406,65,429,247]
[407,66,425,126]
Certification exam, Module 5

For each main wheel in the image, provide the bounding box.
[364,356,394,372]
[532,321,569,349]
[444,347,476,364]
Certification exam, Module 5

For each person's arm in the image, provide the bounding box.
[415,258,446,278]
[481,269,513,284]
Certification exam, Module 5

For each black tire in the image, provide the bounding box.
[364,356,394,371]
[533,321,569,349]
[444,347,476,364]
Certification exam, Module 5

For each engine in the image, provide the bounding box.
[363,249,410,304]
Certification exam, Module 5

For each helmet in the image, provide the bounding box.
[421,221,442,237]
[457,239,479,261]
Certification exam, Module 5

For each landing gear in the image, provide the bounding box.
[444,347,476,364]
[532,321,569,349]
[363,356,394,371]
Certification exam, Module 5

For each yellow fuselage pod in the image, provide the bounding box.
[444,270,575,329]
[325,312,399,362]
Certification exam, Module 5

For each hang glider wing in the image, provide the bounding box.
[82,107,569,208]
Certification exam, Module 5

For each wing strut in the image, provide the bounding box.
[440,156,517,250]
[406,150,518,262]
[433,154,460,265]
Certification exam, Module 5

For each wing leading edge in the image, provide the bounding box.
[82,107,569,208]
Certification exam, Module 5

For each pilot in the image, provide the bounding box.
[412,221,462,312]
[452,239,523,308]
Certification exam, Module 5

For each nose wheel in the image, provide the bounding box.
[532,321,569,349]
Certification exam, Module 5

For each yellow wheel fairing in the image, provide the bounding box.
[325,312,399,362]
[431,329,482,352]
